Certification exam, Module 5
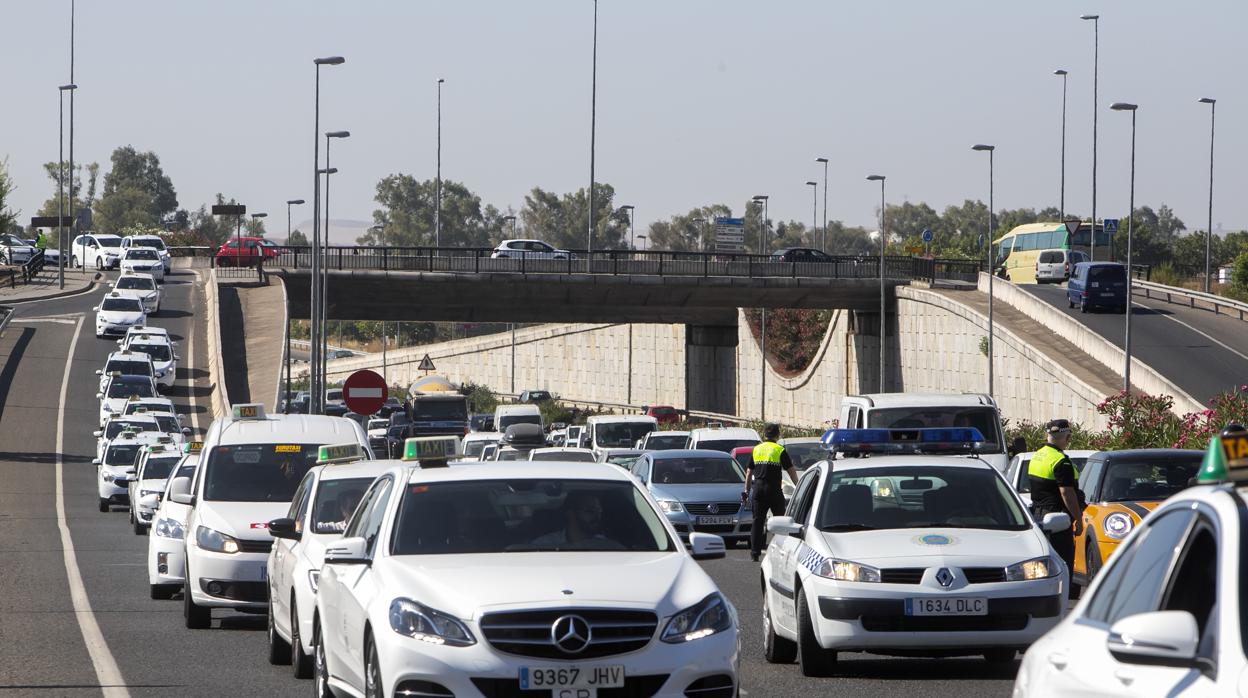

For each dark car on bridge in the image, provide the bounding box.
[1066,261,1128,313]
[771,247,833,263]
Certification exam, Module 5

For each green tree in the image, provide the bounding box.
[520,183,629,250]
[93,146,178,235]
[187,194,245,246]
[0,157,18,234]
[824,221,874,255]
[358,175,489,247]
[287,228,309,246]
[645,204,730,251]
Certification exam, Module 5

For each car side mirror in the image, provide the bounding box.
[767,516,804,538]
[95,369,103,375]
[324,536,369,565]
[167,476,194,506]
[1041,512,1072,534]
[91,458,101,465]
[689,532,726,561]
[115,339,124,346]
[1107,611,1202,668]
[95,392,103,399]
[92,306,99,311]
[92,430,103,438]
[268,517,302,541]
[138,493,160,510]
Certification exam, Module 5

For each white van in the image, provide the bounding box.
[686,426,761,453]
[837,392,1008,471]
[584,415,658,459]
[494,404,542,433]
[1036,248,1089,284]
[169,403,371,628]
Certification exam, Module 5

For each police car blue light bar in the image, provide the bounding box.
[820,428,986,455]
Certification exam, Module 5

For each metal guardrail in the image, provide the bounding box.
[1134,279,1248,322]
[0,305,13,336]
[167,246,214,257]
[2,249,46,288]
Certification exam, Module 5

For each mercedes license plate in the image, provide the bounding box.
[905,597,987,616]
[519,665,624,693]
[697,515,735,525]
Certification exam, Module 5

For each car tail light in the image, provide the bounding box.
[1065,262,1070,274]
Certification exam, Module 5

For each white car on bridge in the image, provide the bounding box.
[490,238,571,260]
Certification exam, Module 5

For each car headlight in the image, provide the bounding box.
[1005,556,1059,581]
[816,558,881,583]
[154,517,185,539]
[388,598,475,647]
[1103,512,1134,540]
[657,499,684,513]
[101,471,115,483]
[661,593,735,643]
[155,370,166,377]
[195,526,241,554]
[308,570,320,593]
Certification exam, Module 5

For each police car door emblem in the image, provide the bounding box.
[935,568,954,588]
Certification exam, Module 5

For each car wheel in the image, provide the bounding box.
[133,517,147,536]
[183,564,211,629]
[149,583,177,600]
[268,596,292,665]
[292,600,314,678]
[1068,296,1075,309]
[364,634,383,698]
[72,255,80,268]
[796,590,836,677]
[313,620,334,698]
[1079,299,1088,314]
[95,257,103,270]
[98,498,109,513]
[983,649,1016,664]
[763,589,797,664]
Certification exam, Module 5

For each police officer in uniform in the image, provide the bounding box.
[743,423,799,562]
[1028,419,1083,576]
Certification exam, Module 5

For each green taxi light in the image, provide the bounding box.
[1198,425,1248,484]
[402,436,460,462]
[317,443,364,465]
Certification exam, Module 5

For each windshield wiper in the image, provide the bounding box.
[819,523,876,532]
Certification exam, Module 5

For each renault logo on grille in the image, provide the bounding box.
[551,615,592,654]
[707,503,719,514]
[935,567,954,588]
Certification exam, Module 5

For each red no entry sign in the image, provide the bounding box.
[342,369,388,415]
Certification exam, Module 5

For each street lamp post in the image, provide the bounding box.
[1110,102,1137,394]
[285,199,305,243]
[587,0,598,269]
[1199,97,1216,294]
[319,161,341,394]
[620,205,635,249]
[972,144,996,398]
[1054,70,1068,219]
[636,234,646,251]
[867,175,886,392]
[805,181,818,241]
[68,0,77,277]
[501,215,517,238]
[1081,14,1099,261]
[815,157,829,251]
[310,55,345,414]
[284,196,304,416]
[58,83,76,289]
[436,78,444,249]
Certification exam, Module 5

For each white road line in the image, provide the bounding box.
[1135,300,1248,364]
[55,315,131,697]
[12,317,78,325]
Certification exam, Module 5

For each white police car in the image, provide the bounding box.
[94,293,147,338]
[144,446,201,599]
[266,442,395,678]
[168,403,371,629]
[1014,426,1248,697]
[761,428,1071,676]
[128,443,184,534]
[111,271,161,314]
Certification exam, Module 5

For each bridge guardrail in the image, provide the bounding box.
[1134,279,1248,322]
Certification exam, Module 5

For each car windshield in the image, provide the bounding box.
[644,433,688,450]
[105,444,142,467]
[311,477,373,534]
[126,249,159,260]
[105,359,152,376]
[534,451,596,462]
[606,454,641,468]
[783,442,826,469]
[202,443,322,502]
[102,297,143,312]
[105,420,156,439]
[527,391,551,401]
[134,238,166,250]
[595,422,656,448]
[411,399,467,421]
[155,415,180,434]
[367,420,388,430]
[499,414,541,429]
[867,407,1002,454]
[1100,456,1202,502]
[697,439,758,454]
[463,440,497,458]
[652,457,744,484]
[1038,251,1063,264]
[126,401,172,415]
[816,465,1029,531]
[142,455,181,480]
[326,389,343,401]
[96,236,122,248]
[129,343,171,362]
[390,479,675,555]
[1089,265,1126,282]
[108,377,154,398]
[116,277,156,291]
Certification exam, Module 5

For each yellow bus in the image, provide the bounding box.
[992,222,1114,283]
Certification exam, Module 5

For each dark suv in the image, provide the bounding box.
[1066,262,1128,313]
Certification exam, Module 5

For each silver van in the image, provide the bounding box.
[1035,248,1088,284]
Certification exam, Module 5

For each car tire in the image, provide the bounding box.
[983,649,1016,664]
[313,620,334,698]
[133,517,147,536]
[183,564,211,629]
[1079,299,1088,314]
[763,590,797,664]
[72,255,80,269]
[98,498,109,513]
[796,590,836,677]
[292,600,314,679]
[95,257,103,271]
[1068,296,1075,309]
[150,583,178,600]
[364,633,383,698]
[268,597,292,665]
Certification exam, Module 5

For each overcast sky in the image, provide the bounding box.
[4,0,1246,238]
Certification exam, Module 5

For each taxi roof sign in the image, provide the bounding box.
[402,436,461,462]
[821,427,986,455]
[231,403,266,420]
[185,441,204,454]
[317,442,366,465]
[1198,425,1248,484]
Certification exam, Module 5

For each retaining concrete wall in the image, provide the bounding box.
[204,269,231,420]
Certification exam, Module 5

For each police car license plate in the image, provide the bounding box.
[905,597,987,616]
[519,665,624,692]
[697,516,735,525]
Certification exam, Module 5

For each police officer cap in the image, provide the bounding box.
[1045,419,1072,434]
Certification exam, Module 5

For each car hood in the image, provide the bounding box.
[817,526,1049,565]
[99,310,144,323]
[649,483,745,504]
[375,552,715,621]
[115,289,157,300]
[196,501,291,541]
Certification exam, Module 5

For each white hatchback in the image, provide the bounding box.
[120,332,179,389]
[119,247,165,281]
[94,293,147,338]
[112,272,161,314]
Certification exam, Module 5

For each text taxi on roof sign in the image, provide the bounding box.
[316,442,367,465]
[1197,422,1248,484]
[401,435,461,467]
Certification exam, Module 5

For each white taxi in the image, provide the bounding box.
[96,349,155,393]
[118,247,165,281]
[97,373,159,426]
[94,293,147,338]
[314,460,738,698]
[94,430,168,513]
[761,428,1071,676]
[122,397,178,418]
[111,271,161,314]
[266,443,391,678]
[95,412,163,461]
[144,449,200,599]
[128,443,185,535]
[168,403,370,629]
[119,332,178,389]
[120,233,173,272]
[1013,426,1248,697]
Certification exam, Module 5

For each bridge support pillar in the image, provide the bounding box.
[685,324,737,415]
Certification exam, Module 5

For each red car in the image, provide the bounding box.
[644,405,681,425]
[214,236,281,266]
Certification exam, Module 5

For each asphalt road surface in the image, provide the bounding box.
[0,270,1015,696]
[1023,283,1248,404]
